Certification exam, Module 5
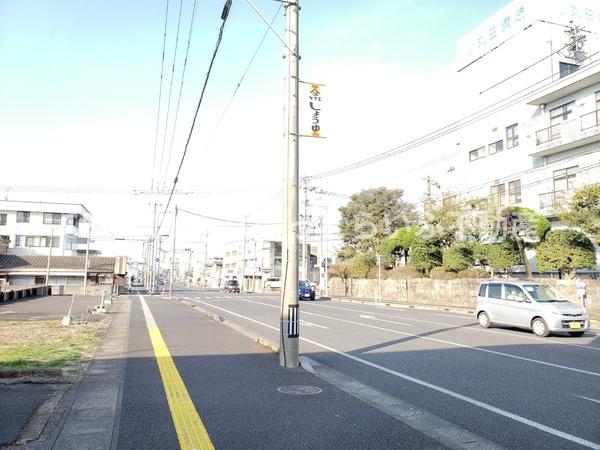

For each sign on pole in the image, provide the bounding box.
[300,82,325,138]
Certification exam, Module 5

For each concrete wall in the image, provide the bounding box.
[50,284,112,296]
[329,277,600,318]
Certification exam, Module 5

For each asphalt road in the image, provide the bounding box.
[174,288,600,449]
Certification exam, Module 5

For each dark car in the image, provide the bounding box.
[223,279,240,293]
[298,280,315,301]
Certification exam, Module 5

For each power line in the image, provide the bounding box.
[158,0,185,190]
[163,0,199,190]
[155,0,233,238]
[151,0,171,191]
[179,207,279,226]
[306,49,600,180]
[206,2,282,145]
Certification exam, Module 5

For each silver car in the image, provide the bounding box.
[476,280,590,337]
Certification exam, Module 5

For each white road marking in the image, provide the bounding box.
[211,297,600,375]
[190,299,600,450]
[319,303,600,352]
[0,311,15,314]
[575,395,600,405]
[360,314,411,326]
[437,313,471,319]
[300,320,329,329]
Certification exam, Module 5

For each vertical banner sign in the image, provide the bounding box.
[300,82,325,138]
[288,304,299,337]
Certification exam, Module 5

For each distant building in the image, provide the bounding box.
[194,257,223,289]
[0,254,128,291]
[0,200,91,257]
[223,239,318,291]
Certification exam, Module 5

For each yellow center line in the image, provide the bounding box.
[139,295,214,450]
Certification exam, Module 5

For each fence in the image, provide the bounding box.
[0,285,51,302]
[329,277,599,318]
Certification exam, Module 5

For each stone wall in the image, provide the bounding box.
[50,284,113,296]
[329,277,600,318]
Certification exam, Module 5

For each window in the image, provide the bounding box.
[596,91,600,111]
[43,212,62,225]
[488,140,503,155]
[15,235,25,247]
[490,183,505,206]
[504,284,526,302]
[0,213,6,226]
[508,180,521,204]
[66,215,79,227]
[17,211,30,223]
[506,124,519,148]
[25,235,59,248]
[559,62,579,78]
[469,146,487,161]
[550,102,574,125]
[553,166,577,193]
[488,283,502,299]
[478,284,488,297]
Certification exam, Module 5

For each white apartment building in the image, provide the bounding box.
[420,0,600,225]
[0,200,91,257]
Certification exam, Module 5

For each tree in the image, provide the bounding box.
[339,187,417,253]
[409,236,443,275]
[347,253,376,278]
[536,230,597,279]
[375,225,420,267]
[336,245,357,261]
[442,244,474,272]
[500,206,551,278]
[485,241,522,275]
[560,184,600,242]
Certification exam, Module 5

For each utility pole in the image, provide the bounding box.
[83,222,91,295]
[280,0,300,368]
[203,230,208,288]
[324,207,329,298]
[319,215,324,296]
[302,180,309,282]
[376,252,382,302]
[252,238,257,292]
[169,206,177,299]
[150,202,158,293]
[45,228,54,285]
[241,216,247,292]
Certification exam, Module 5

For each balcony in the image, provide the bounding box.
[538,190,567,217]
[531,110,600,157]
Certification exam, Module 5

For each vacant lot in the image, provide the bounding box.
[0,320,105,378]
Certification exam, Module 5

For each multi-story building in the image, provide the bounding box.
[0,200,91,257]
[420,0,600,228]
[223,239,318,291]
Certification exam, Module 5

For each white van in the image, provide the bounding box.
[476,280,590,337]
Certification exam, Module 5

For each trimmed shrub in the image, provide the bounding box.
[429,267,458,279]
[409,237,443,275]
[456,269,489,279]
[366,266,385,279]
[386,266,421,280]
[442,244,474,272]
[328,263,349,279]
[347,254,376,279]
[537,229,596,279]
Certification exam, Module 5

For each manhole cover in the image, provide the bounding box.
[277,385,322,395]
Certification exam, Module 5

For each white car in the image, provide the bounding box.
[476,280,590,337]
[264,277,281,290]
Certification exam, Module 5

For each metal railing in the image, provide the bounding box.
[539,190,566,210]
[580,108,600,131]
[535,124,562,145]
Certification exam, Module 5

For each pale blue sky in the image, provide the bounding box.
[0,0,508,257]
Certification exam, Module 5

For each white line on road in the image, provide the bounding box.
[300,320,329,329]
[360,314,411,326]
[437,313,471,319]
[320,303,600,352]
[189,299,600,450]
[575,395,600,405]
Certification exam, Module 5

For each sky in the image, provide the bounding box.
[0,0,509,264]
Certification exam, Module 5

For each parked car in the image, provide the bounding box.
[223,279,240,294]
[475,280,590,337]
[298,280,315,301]
[264,277,281,290]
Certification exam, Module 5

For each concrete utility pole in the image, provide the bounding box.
[241,216,247,292]
[324,207,329,298]
[83,222,91,295]
[150,202,158,293]
[169,206,177,299]
[376,252,382,302]
[45,228,54,285]
[280,0,300,368]
[302,180,309,282]
[203,230,208,288]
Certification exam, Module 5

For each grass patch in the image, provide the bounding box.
[0,321,104,373]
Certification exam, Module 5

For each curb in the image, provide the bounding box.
[179,298,281,353]
[332,297,475,315]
